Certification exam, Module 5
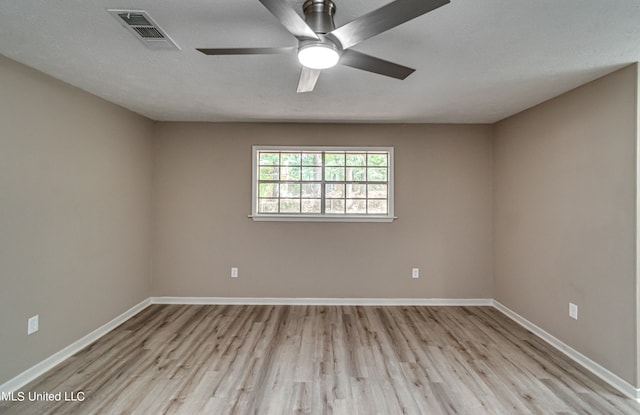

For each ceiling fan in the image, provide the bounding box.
[197,0,450,93]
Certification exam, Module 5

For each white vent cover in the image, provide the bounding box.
[108,9,180,50]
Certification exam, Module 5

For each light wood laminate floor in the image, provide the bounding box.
[1,305,639,414]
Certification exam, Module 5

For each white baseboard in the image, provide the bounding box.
[150,296,493,306]
[492,300,640,402]
[0,298,151,394]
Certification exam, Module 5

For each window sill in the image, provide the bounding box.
[249,214,397,223]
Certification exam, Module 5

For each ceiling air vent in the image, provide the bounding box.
[108,9,179,50]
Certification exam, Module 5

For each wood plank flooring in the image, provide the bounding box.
[1,305,639,414]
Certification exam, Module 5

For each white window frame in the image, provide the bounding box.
[251,145,395,222]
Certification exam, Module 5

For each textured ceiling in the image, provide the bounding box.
[0,0,638,123]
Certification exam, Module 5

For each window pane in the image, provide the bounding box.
[346,183,366,199]
[346,167,366,182]
[367,167,387,182]
[259,183,278,198]
[281,152,301,165]
[259,199,278,213]
[325,167,345,181]
[368,200,388,214]
[280,199,300,213]
[325,183,344,198]
[280,183,300,198]
[367,183,387,199]
[326,199,345,214]
[302,152,322,166]
[301,166,322,181]
[259,152,279,165]
[302,183,321,198]
[368,153,388,166]
[253,147,392,220]
[346,199,366,214]
[301,199,321,213]
[346,153,366,166]
[325,152,345,166]
[259,166,279,180]
[280,166,300,181]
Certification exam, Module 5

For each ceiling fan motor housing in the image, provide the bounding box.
[300,0,341,64]
[303,0,336,35]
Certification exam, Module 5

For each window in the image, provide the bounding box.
[252,146,394,222]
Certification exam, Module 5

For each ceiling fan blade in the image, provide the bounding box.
[297,67,321,93]
[339,49,414,80]
[197,47,295,55]
[258,0,319,40]
[327,0,449,50]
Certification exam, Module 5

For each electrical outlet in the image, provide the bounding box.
[231,267,238,278]
[28,315,39,335]
[412,268,420,279]
[569,303,578,320]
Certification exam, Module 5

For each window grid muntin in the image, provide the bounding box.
[256,149,390,216]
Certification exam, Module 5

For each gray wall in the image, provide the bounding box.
[637,64,640,390]
[0,56,154,384]
[493,64,638,386]
[152,123,494,298]
[2,53,639,391]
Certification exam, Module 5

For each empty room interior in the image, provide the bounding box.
[1,0,640,413]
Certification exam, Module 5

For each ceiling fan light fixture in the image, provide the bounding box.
[298,43,340,69]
